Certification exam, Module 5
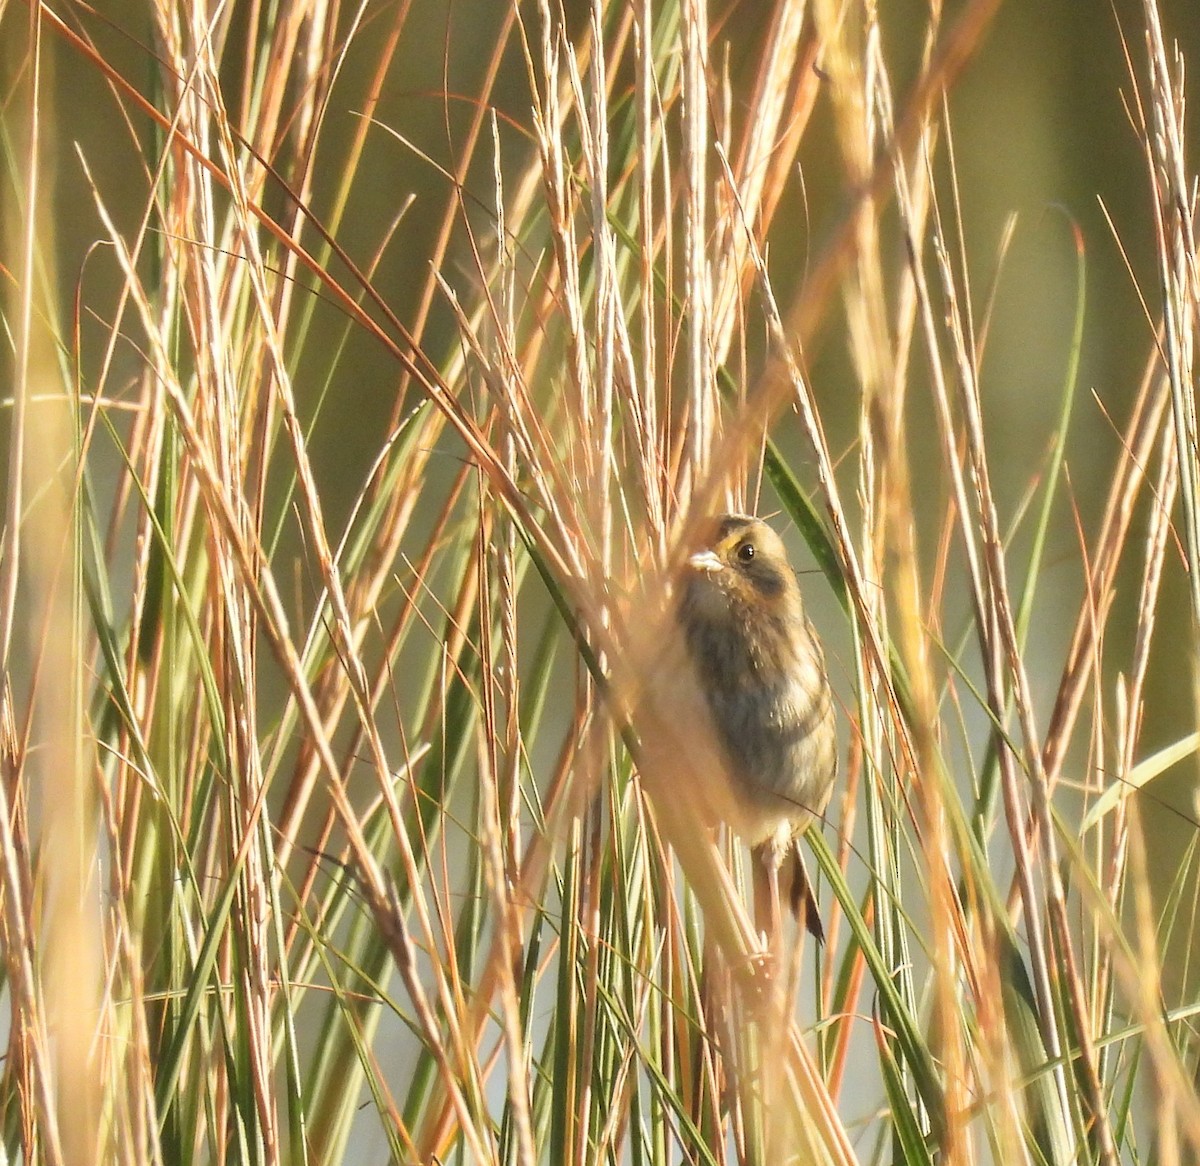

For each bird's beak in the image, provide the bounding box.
[688,550,723,573]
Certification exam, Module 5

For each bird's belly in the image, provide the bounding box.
[706,673,834,837]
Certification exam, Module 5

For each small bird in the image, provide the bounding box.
[676,514,837,943]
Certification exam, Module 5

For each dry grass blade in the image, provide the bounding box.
[5,1,1200,1163]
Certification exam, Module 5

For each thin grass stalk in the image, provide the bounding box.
[270,404,446,869]
[21,1,1200,1162]
[149,10,278,1150]
[1143,0,1200,636]
[2,8,103,1164]
[475,498,538,1166]
[1083,807,1200,1162]
[821,4,968,1152]
[241,0,343,533]
[709,4,810,367]
[94,186,489,1157]
[680,0,713,503]
[918,168,1081,1160]
[962,233,1121,1165]
[387,3,516,420]
[1041,350,1170,783]
[1088,415,1175,1105]
[634,1,666,536]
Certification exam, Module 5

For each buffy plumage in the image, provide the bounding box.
[677,514,837,942]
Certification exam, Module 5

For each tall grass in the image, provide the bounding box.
[2,0,1198,1163]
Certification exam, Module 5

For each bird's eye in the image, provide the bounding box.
[736,541,755,564]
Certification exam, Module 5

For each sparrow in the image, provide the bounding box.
[676,514,838,943]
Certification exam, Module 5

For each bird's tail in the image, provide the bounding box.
[751,840,825,946]
[786,843,825,945]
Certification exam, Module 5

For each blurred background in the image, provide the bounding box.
[51,0,1196,889]
[7,0,1200,1160]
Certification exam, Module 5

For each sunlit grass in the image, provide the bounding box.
[0,1,1198,1164]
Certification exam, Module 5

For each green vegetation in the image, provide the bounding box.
[1,1,1198,1163]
